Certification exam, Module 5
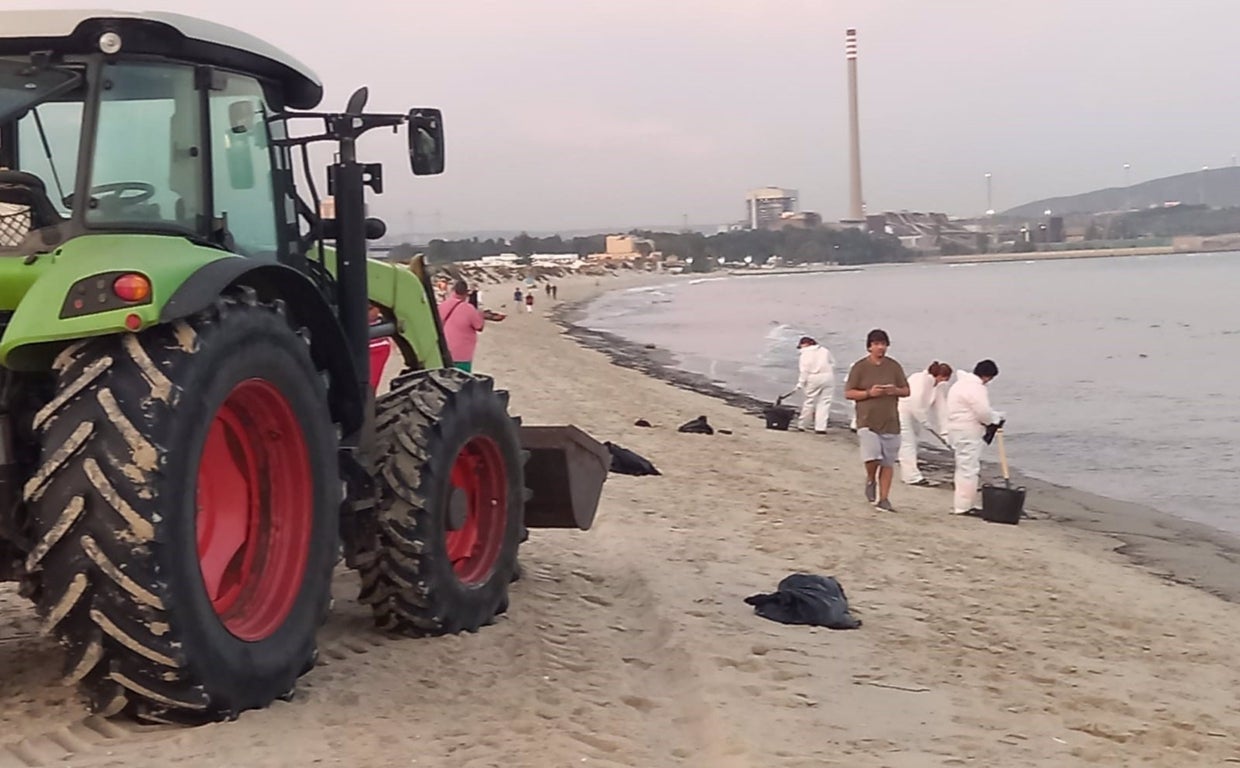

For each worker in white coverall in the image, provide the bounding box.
[898,361,954,485]
[794,336,836,433]
[944,359,1005,515]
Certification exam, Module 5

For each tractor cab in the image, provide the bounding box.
[0,11,326,257]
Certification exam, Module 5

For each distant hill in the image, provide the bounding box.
[1004,166,1240,218]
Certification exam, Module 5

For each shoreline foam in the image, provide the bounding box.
[554,284,1240,605]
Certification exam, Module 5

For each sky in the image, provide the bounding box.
[10,0,1240,235]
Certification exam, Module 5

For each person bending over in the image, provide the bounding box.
[898,361,953,486]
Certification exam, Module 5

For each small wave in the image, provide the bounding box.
[622,281,679,295]
[764,322,795,340]
[688,276,729,285]
[759,323,807,373]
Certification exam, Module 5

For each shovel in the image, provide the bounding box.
[980,428,1026,524]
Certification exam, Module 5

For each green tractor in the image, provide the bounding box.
[0,11,609,723]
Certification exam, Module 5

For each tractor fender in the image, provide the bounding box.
[161,259,363,438]
[0,234,220,371]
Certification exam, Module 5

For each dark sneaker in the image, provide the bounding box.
[955,507,985,517]
[875,499,896,512]
[865,481,877,503]
[909,478,933,487]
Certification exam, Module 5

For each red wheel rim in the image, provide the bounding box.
[195,378,313,641]
[445,436,508,586]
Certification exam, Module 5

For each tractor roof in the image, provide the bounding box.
[0,10,323,109]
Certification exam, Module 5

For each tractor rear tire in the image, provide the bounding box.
[23,294,338,722]
[359,369,523,634]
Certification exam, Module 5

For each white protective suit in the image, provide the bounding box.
[944,371,1005,514]
[897,370,947,484]
[796,343,836,432]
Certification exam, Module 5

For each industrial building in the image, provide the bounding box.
[745,187,799,229]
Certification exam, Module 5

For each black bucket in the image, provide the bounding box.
[763,404,796,431]
[981,483,1026,525]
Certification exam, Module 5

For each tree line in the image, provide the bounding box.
[420,226,912,268]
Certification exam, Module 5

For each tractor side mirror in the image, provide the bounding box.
[407,108,444,176]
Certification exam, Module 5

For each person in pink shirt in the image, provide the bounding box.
[438,279,485,372]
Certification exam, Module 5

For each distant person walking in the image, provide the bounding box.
[844,329,910,512]
[794,336,836,433]
[551,284,558,299]
[438,279,485,373]
[513,286,523,303]
[524,292,535,313]
[898,361,953,486]
[945,359,1005,515]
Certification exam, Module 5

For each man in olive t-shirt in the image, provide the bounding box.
[844,329,910,512]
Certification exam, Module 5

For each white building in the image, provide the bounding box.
[745,187,799,229]
[530,253,581,265]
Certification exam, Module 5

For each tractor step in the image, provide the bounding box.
[519,425,609,531]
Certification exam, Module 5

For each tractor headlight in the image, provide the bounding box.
[98,31,123,55]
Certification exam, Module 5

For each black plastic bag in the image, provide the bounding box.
[744,573,861,629]
[604,441,661,476]
[677,415,714,435]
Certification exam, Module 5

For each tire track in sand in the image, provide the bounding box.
[507,548,749,768]
[0,592,182,768]
[0,572,407,767]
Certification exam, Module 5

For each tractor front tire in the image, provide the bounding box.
[23,295,338,722]
[359,369,524,634]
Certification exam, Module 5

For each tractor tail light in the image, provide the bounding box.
[113,273,151,303]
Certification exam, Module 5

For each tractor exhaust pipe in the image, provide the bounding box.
[329,142,371,402]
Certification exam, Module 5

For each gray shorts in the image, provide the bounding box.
[858,428,900,467]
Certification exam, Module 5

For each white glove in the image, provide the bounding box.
[991,410,1006,425]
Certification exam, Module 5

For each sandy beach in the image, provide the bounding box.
[2,272,1240,767]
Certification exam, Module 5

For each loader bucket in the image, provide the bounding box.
[519,425,610,531]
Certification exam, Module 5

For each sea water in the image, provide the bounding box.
[582,252,1240,533]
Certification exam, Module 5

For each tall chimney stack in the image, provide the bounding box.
[845,28,864,222]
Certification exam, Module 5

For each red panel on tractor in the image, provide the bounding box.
[368,338,392,392]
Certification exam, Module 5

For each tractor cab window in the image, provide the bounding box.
[87,62,204,231]
[16,100,85,217]
[208,74,278,258]
[1,58,86,245]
